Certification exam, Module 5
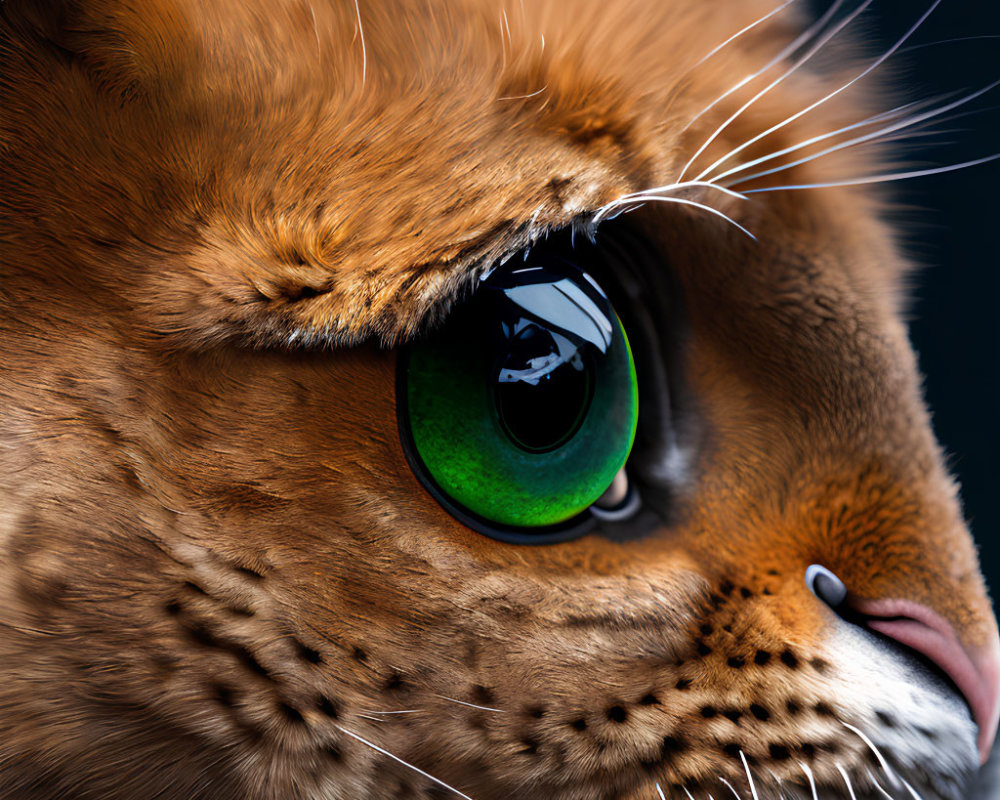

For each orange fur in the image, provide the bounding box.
[0,1,995,798]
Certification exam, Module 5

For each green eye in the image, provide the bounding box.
[397,254,639,541]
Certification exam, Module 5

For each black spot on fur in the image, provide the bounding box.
[212,683,237,708]
[675,678,692,690]
[183,620,218,648]
[786,699,801,715]
[769,743,791,760]
[352,647,368,662]
[235,565,264,580]
[164,600,182,616]
[384,672,406,692]
[722,743,742,759]
[293,639,323,664]
[723,710,743,724]
[740,587,753,598]
[750,703,771,721]
[278,702,305,725]
[527,705,546,719]
[719,580,734,596]
[570,717,587,732]
[754,650,772,666]
[810,658,830,674]
[518,737,539,755]
[606,705,628,723]
[700,706,717,718]
[801,742,816,758]
[814,702,836,718]
[780,649,799,668]
[700,623,714,636]
[473,685,495,705]
[875,710,897,728]
[727,655,745,669]
[696,641,712,656]
[317,696,338,719]
[323,744,343,762]
[639,693,660,706]
[661,735,688,757]
[233,646,273,680]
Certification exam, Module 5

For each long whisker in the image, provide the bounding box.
[352,0,367,88]
[723,79,1000,186]
[843,723,900,788]
[680,0,850,135]
[900,34,1000,54]
[739,152,1000,193]
[866,769,898,800]
[836,763,859,800]
[706,96,944,184]
[718,776,744,799]
[739,751,760,800]
[900,777,927,800]
[691,0,800,70]
[658,784,669,800]
[678,0,872,183]
[798,762,819,800]
[335,725,475,799]
[694,0,943,182]
[434,694,505,713]
[596,196,756,241]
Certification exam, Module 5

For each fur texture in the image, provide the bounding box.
[0,1,996,798]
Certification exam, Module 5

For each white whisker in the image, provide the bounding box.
[679,0,872,182]
[900,34,1000,55]
[842,723,900,788]
[723,79,1000,187]
[658,784,669,800]
[434,694,505,713]
[740,152,1000,193]
[739,751,760,800]
[596,196,756,240]
[866,769,898,800]
[797,762,819,800]
[680,0,850,135]
[706,97,934,184]
[682,786,696,800]
[695,0,943,182]
[691,0,800,70]
[719,776,744,799]
[836,763,859,800]
[335,725,475,799]
[498,85,548,101]
[352,0,367,88]
[605,180,749,207]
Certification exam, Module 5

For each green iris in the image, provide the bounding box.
[398,257,638,535]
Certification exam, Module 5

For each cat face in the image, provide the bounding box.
[0,1,996,798]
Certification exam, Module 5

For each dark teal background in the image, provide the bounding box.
[856,1,1000,593]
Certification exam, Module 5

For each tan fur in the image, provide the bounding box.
[0,1,996,798]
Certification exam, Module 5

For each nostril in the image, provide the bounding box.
[805,564,847,608]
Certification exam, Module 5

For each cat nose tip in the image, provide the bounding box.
[805,563,847,607]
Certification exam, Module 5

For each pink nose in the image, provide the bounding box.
[852,597,1000,766]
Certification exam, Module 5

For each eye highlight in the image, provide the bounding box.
[397,251,638,542]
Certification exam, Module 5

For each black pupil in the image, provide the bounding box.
[493,320,594,453]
